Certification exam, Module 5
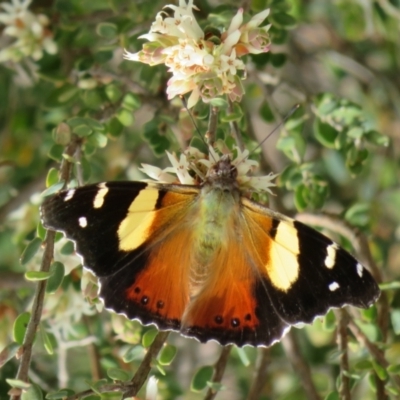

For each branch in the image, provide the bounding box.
[228,99,244,151]
[282,331,321,400]
[336,309,351,400]
[206,105,218,146]
[246,347,270,400]
[10,138,82,400]
[122,330,170,399]
[204,345,232,400]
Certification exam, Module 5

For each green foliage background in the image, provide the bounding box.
[0,0,399,399]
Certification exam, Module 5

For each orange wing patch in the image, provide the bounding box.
[125,227,192,324]
[181,241,261,345]
[121,190,198,327]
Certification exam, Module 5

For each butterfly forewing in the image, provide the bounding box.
[41,181,199,331]
[242,198,380,325]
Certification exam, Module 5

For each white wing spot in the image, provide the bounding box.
[329,282,340,291]
[64,189,76,202]
[324,243,338,269]
[357,263,363,277]
[93,182,109,209]
[78,217,87,228]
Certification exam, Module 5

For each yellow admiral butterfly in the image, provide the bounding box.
[41,154,380,347]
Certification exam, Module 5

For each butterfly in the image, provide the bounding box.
[40,154,380,347]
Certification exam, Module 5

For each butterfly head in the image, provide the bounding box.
[204,154,239,191]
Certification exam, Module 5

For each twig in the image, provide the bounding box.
[347,316,400,390]
[336,309,351,400]
[204,345,232,400]
[206,105,218,146]
[377,0,400,20]
[228,99,245,151]
[10,230,55,400]
[122,330,170,399]
[282,331,321,400]
[246,347,270,400]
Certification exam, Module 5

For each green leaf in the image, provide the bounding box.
[344,203,370,227]
[365,130,389,147]
[60,240,75,255]
[372,361,388,380]
[208,97,228,107]
[142,328,158,348]
[294,184,308,210]
[45,389,76,399]
[46,262,65,294]
[73,124,93,137]
[379,281,400,291]
[191,366,213,392]
[323,310,336,332]
[123,345,145,362]
[46,168,59,188]
[259,101,275,122]
[37,221,47,241]
[354,360,373,370]
[25,271,52,281]
[45,84,79,107]
[0,342,20,368]
[387,364,400,374]
[48,144,65,162]
[107,368,131,381]
[96,22,118,39]
[86,132,108,148]
[117,108,134,126]
[105,84,123,103]
[347,126,363,139]
[13,312,31,345]
[158,344,177,366]
[107,117,124,137]
[6,379,31,390]
[20,237,42,265]
[390,309,400,335]
[314,119,338,148]
[278,164,303,190]
[270,52,287,67]
[41,182,65,198]
[39,324,54,355]
[270,12,297,29]
[235,347,250,367]
[21,384,43,400]
[122,93,141,111]
[324,392,339,400]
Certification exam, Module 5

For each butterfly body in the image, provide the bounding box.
[41,156,380,347]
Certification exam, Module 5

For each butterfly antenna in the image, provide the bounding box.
[254,104,300,154]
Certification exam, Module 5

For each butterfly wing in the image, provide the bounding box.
[240,198,380,324]
[41,181,199,331]
[181,196,380,347]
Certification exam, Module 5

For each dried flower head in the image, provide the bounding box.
[140,146,277,196]
[124,1,270,108]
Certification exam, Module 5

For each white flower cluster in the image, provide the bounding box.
[0,0,57,62]
[124,0,270,108]
[140,146,277,195]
